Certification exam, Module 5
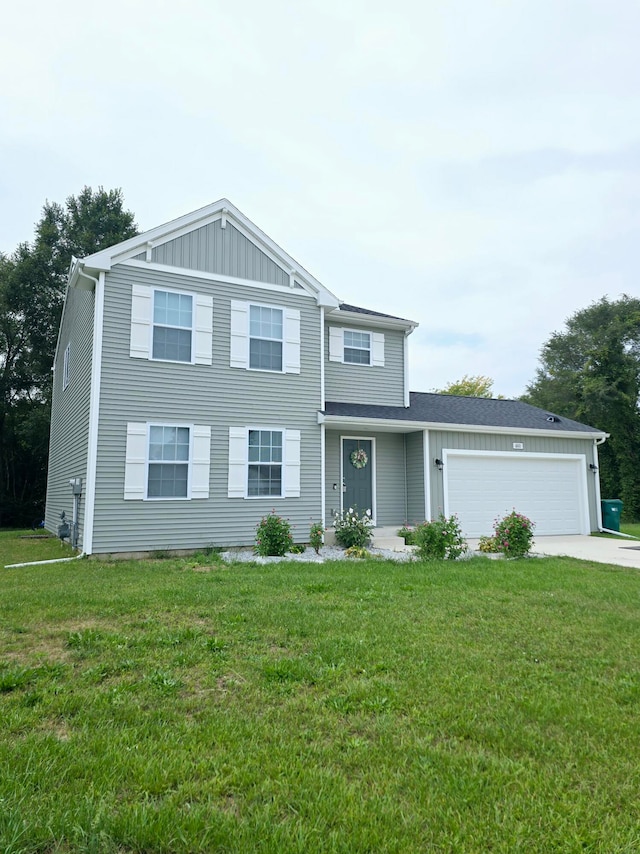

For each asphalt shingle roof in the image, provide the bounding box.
[338,303,414,323]
[324,392,602,434]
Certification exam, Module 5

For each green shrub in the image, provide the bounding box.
[333,507,373,549]
[255,512,293,557]
[309,522,324,554]
[289,543,306,554]
[478,534,500,553]
[345,545,371,559]
[397,525,417,545]
[415,515,468,561]
[493,511,535,558]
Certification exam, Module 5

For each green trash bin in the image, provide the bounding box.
[601,499,623,532]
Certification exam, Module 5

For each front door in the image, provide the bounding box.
[342,438,373,518]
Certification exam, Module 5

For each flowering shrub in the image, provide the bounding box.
[397,525,417,545]
[333,507,373,549]
[309,521,324,554]
[254,512,293,556]
[493,511,535,558]
[414,515,467,561]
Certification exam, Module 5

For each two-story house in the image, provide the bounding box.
[45,200,607,554]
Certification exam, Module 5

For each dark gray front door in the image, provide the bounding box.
[342,439,373,516]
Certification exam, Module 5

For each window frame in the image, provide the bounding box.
[62,342,71,390]
[145,422,193,501]
[248,302,284,373]
[150,287,195,364]
[342,328,371,365]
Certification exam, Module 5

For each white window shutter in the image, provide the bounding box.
[194,295,213,366]
[228,427,247,498]
[329,327,343,362]
[284,429,301,498]
[191,425,211,498]
[230,301,248,368]
[124,423,147,500]
[130,285,152,359]
[372,332,385,367]
[284,308,301,374]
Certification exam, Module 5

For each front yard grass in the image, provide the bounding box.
[1,534,640,852]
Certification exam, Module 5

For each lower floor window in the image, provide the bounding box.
[248,429,282,496]
[148,425,190,498]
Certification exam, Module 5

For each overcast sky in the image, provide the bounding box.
[2,0,639,398]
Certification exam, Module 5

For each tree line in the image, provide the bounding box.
[1,188,638,525]
[0,187,137,526]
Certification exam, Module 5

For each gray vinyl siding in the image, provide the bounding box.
[324,322,405,406]
[91,265,321,552]
[428,430,599,530]
[405,430,426,524]
[45,287,94,547]
[325,430,406,526]
[135,221,290,286]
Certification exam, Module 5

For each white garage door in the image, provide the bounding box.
[444,451,589,537]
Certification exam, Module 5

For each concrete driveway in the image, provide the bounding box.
[528,535,640,569]
[465,535,640,569]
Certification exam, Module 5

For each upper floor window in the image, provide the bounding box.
[230,300,300,374]
[130,284,213,366]
[328,326,385,367]
[62,343,71,390]
[249,305,283,371]
[343,330,370,364]
[153,290,193,362]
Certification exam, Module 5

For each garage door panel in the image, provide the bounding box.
[445,453,587,537]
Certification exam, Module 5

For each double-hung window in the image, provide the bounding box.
[249,305,283,371]
[248,429,283,496]
[152,290,193,362]
[147,425,190,498]
[343,330,371,364]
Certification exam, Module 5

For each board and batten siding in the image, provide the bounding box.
[91,265,322,552]
[45,287,95,547]
[428,430,599,531]
[405,431,426,524]
[324,430,407,526]
[133,221,290,286]
[324,321,405,406]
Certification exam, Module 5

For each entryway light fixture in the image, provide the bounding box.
[589,463,598,472]
[434,458,444,471]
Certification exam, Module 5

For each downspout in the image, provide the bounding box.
[77,266,105,556]
[6,554,86,569]
[593,435,633,537]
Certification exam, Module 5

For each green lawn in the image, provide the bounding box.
[1,531,640,853]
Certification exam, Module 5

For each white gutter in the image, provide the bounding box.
[319,412,608,441]
[6,553,86,569]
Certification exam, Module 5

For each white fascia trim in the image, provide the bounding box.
[121,259,317,300]
[82,271,106,555]
[319,413,608,440]
[327,308,417,332]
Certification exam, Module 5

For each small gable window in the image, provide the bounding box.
[62,343,71,390]
[249,305,283,371]
[343,330,371,365]
[153,290,193,362]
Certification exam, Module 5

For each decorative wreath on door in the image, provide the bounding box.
[350,447,368,469]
